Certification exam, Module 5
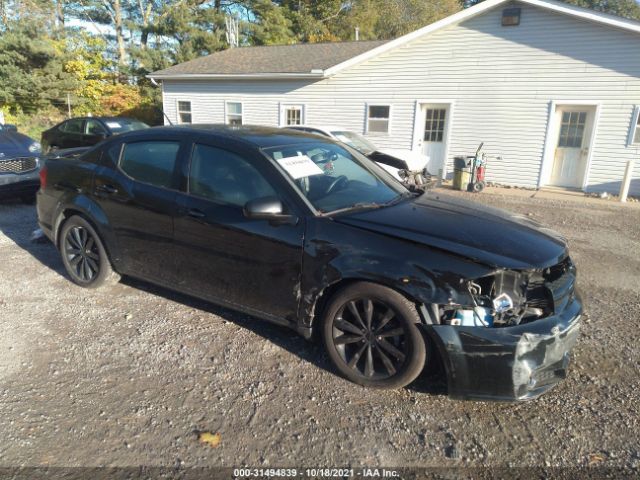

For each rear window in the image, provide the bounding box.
[119,141,180,189]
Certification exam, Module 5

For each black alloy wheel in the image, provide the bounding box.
[322,282,426,389]
[59,215,119,288]
[64,225,100,282]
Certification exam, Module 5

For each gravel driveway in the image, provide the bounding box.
[0,189,639,473]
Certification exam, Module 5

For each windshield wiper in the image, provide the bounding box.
[323,202,383,216]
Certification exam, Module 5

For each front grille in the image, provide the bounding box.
[0,157,38,174]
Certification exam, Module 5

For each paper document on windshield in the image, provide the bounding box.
[105,122,121,129]
[276,155,324,179]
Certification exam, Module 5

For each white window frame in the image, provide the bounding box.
[225,101,243,125]
[176,100,192,124]
[629,105,640,146]
[365,103,392,135]
[279,103,306,127]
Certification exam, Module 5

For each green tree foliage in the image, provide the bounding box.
[339,0,463,40]
[2,0,639,135]
[0,16,76,114]
[245,0,294,45]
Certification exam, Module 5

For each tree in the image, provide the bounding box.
[245,0,294,45]
[0,15,76,114]
[334,0,463,41]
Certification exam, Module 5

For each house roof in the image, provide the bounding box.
[149,0,640,81]
[149,40,387,80]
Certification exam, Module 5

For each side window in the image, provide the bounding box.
[103,142,123,166]
[366,105,390,134]
[120,141,180,189]
[225,102,243,125]
[177,101,192,124]
[85,119,107,136]
[630,106,640,146]
[189,144,276,207]
[61,119,83,133]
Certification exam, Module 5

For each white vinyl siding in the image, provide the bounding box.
[163,1,640,195]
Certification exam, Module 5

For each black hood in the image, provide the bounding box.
[0,131,37,158]
[334,192,568,270]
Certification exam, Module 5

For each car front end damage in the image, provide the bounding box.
[421,256,582,401]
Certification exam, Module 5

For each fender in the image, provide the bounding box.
[299,217,496,330]
[52,192,122,268]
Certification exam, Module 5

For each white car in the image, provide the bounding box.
[285,125,432,186]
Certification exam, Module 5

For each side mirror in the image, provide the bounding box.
[243,196,297,225]
[4,124,17,132]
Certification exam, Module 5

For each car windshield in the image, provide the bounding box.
[329,130,377,155]
[263,141,408,215]
[105,119,150,134]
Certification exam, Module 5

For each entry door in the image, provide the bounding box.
[419,106,448,176]
[550,108,594,188]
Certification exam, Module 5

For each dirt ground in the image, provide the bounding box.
[0,187,639,473]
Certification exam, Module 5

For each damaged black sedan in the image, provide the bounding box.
[37,125,581,401]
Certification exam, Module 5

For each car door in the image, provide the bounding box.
[92,135,187,282]
[173,140,305,321]
[83,119,109,147]
[58,118,86,149]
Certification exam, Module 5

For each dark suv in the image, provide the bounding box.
[37,125,582,400]
[41,117,149,153]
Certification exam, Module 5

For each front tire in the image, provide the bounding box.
[321,282,426,389]
[59,215,119,288]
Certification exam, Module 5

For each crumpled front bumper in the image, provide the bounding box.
[424,293,582,401]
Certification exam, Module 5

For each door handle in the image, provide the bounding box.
[187,208,206,219]
[96,184,118,195]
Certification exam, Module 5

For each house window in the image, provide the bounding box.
[226,102,243,125]
[284,106,304,126]
[177,101,192,124]
[631,106,640,145]
[280,104,305,126]
[367,105,390,134]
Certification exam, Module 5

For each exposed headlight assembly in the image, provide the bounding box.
[28,142,42,153]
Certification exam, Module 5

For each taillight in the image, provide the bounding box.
[39,164,47,189]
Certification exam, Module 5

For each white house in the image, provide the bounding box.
[149,0,640,195]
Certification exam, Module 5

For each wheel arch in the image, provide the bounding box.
[304,276,426,338]
[53,196,120,267]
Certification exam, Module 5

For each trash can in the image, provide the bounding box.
[453,156,471,190]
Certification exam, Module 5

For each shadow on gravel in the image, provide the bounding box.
[122,275,449,398]
[0,199,66,278]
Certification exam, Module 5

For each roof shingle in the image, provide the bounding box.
[150,40,388,77]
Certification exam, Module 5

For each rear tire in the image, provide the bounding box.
[59,215,120,288]
[321,282,426,389]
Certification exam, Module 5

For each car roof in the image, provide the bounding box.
[125,124,333,149]
[288,125,346,134]
[63,116,143,122]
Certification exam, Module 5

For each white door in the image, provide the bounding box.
[419,106,448,176]
[550,108,594,188]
